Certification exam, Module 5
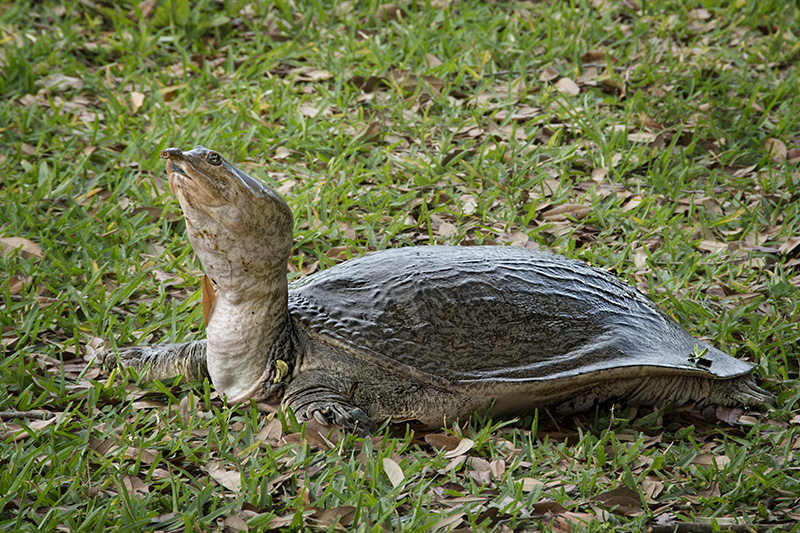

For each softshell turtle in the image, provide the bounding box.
[110,146,773,434]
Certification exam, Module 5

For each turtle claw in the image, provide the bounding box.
[306,403,374,436]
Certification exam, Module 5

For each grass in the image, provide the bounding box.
[1,0,799,531]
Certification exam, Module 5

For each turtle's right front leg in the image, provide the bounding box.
[282,370,375,435]
[106,340,208,382]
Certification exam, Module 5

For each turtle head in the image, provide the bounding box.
[161,146,293,297]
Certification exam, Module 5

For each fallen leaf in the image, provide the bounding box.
[325,245,360,262]
[36,73,83,91]
[383,457,404,488]
[580,50,617,64]
[555,77,580,96]
[120,474,150,496]
[424,433,462,451]
[778,236,800,256]
[130,91,145,112]
[274,146,291,160]
[426,53,443,69]
[437,221,456,238]
[432,511,466,531]
[376,4,407,22]
[353,121,382,144]
[541,204,591,220]
[627,132,660,143]
[692,453,730,469]
[530,500,568,514]
[520,477,543,492]
[206,460,242,492]
[594,486,642,515]
[442,438,475,459]
[256,417,284,447]
[311,505,356,527]
[641,476,663,502]
[0,237,44,260]
[764,138,787,161]
[222,513,249,532]
[715,405,744,424]
[539,66,560,82]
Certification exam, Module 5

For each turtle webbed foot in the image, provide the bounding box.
[306,402,375,436]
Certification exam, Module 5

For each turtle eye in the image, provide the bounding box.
[206,152,222,166]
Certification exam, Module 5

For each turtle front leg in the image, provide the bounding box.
[282,370,375,435]
[106,340,208,383]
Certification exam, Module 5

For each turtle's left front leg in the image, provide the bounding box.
[106,340,208,382]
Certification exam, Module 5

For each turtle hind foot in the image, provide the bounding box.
[707,374,776,408]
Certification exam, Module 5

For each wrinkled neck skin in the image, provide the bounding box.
[205,270,289,403]
[161,145,294,403]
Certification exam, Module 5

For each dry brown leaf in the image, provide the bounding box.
[354,121,382,144]
[627,132,660,143]
[424,433,462,451]
[641,476,663,502]
[311,505,356,527]
[130,91,145,112]
[383,457,404,488]
[222,513,249,532]
[273,146,291,160]
[580,50,617,64]
[426,53,443,69]
[553,510,595,532]
[7,274,30,295]
[531,500,568,514]
[555,77,580,96]
[697,240,728,253]
[778,236,800,255]
[459,194,478,216]
[207,460,242,492]
[489,459,506,480]
[443,438,475,459]
[539,66,560,82]
[376,4,407,22]
[121,474,150,496]
[594,486,642,515]
[136,0,157,19]
[3,412,64,441]
[432,511,466,531]
[715,405,744,424]
[468,456,492,485]
[0,237,44,260]
[692,453,731,468]
[256,417,283,446]
[389,70,445,94]
[520,477,543,492]
[764,138,787,161]
[37,73,84,91]
[437,221,457,238]
[325,245,360,262]
[123,447,159,464]
[541,204,591,220]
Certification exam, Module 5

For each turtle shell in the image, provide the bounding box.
[288,246,752,383]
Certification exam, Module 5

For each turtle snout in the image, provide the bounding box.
[161,147,184,160]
